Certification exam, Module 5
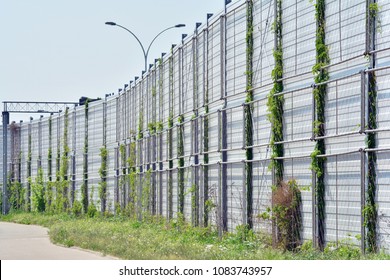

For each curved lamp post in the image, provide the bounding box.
[105,22,185,72]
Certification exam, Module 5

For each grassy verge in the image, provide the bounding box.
[1,212,389,260]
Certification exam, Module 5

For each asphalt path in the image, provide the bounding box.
[0,222,116,260]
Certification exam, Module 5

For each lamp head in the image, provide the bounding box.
[175,24,185,28]
[105,22,117,26]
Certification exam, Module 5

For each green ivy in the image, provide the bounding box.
[365,4,378,251]
[245,0,254,229]
[138,111,144,140]
[178,115,185,215]
[81,101,89,213]
[47,116,53,209]
[8,179,25,211]
[369,3,382,32]
[312,0,329,250]
[31,168,45,212]
[119,143,127,210]
[203,99,209,226]
[98,146,108,213]
[60,107,70,211]
[267,0,284,186]
[142,169,152,216]
[27,128,32,211]
[168,50,174,219]
[126,140,137,217]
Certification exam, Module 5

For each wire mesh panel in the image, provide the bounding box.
[208,19,222,104]
[282,0,316,77]
[376,1,390,65]
[170,126,178,168]
[30,120,40,180]
[18,123,28,187]
[226,162,245,232]
[88,102,104,205]
[284,157,313,242]
[40,118,49,174]
[74,106,85,200]
[376,68,390,141]
[283,86,314,157]
[182,166,193,221]
[226,106,245,161]
[325,74,365,154]
[161,59,170,123]
[376,151,390,253]
[183,121,192,159]
[327,0,366,62]
[171,168,178,218]
[252,0,274,89]
[106,97,117,146]
[226,3,247,98]
[182,40,194,114]
[206,163,220,228]
[124,89,131,140]
[253,159,272,233]
[196,31,205,109]
[205,110,220,164]
[172,49,181,117]
[252,93,272,157]
[157,169,167,217]
[141,80,149,139]
[324,152,362,247]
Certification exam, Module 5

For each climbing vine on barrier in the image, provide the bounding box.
[81,100,89,213]
[8,178,25,211]
[31,168,45,212]
[178,115,185,215]
[59,107,70,211]
[98,146,108,213]
[27,127,32,211]
[138,110,144,140]
[55,117,61,212]
[142,169,152,216]
[365,2,378,253]
[311,0,329,250]
[46,115,54,210]
[127,138,137,218]
[203,96,209,225]
[245,0,254,229]
[267,0,284,186]
[119,143,127,210]
[168,52,174,219]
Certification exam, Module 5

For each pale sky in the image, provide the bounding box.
[0,0,228,122]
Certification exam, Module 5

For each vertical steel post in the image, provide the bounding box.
[193,33,198,222]
[101,98,107,212]
[38,115,42,169]
[71,108,76,206]
[221,8,228,233]
[361,70,366,134]
[2,111,9,215]
[27,118,32,211]
[365,0,371,55]
[158,63,164,216]
[114,146,119,210]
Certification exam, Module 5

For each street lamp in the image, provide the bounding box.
[105,21,185,72]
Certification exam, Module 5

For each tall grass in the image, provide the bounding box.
[1,212,389,260]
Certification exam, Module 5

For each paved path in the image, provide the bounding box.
[0,222,116,260]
